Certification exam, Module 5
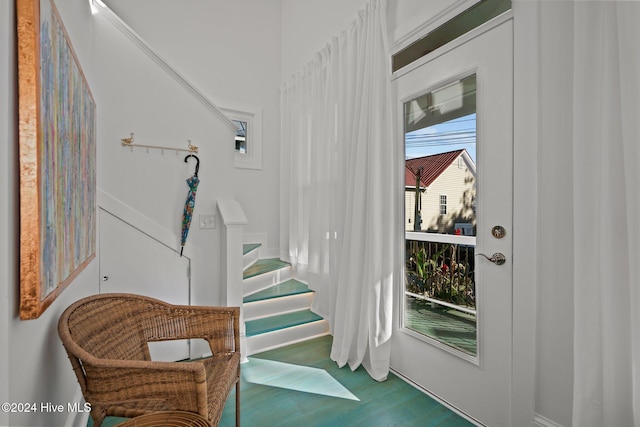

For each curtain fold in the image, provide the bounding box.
[280,0,395,381]
[535,1,640,425]
[570,3,639,426]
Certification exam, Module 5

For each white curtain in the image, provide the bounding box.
[537,1,640,426]
[280,0,395,381]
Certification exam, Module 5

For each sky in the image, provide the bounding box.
[405,113,476,163]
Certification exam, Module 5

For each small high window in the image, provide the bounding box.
[222,107,263,170]
[233,120,247,154]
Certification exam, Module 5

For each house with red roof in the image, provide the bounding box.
[405,149,476,235]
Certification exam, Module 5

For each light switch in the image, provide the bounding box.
[199,214,215,229]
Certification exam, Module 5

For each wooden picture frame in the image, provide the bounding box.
[17,0,96,320]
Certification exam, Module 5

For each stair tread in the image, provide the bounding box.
[244,279,312,303]
[246,309,324,337]
[243,243,261,255]
[243,258,291,279]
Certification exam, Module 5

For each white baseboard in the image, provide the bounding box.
[533,413,566,427]
[389,368,484,426]
[98,189,197,255]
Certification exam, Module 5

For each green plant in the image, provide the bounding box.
[407,244,475,308]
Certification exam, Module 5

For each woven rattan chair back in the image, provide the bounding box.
[66,296,151,361]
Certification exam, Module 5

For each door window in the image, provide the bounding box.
[403,73,478,358]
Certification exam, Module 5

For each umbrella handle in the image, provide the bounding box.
[185,154,199,177]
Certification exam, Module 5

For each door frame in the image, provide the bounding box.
[510,2,538,425]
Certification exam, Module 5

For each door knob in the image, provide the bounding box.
[477,252,506,265]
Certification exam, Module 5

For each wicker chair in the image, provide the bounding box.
[58,293,240,427]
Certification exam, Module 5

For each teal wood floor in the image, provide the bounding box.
[92,336,474,427]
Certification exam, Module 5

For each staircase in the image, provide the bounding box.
[242,244,329,355]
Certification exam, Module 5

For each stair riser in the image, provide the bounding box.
[246,320,330,356]
[243,267,293,296]
[244,293,315,321]
[243,249,260,270]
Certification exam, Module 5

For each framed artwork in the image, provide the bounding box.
[17,0,96,319]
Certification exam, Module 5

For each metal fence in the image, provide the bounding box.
[405,233,476,311]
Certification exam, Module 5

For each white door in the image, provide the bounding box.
[392,18,513,426]
[99,208,190,361]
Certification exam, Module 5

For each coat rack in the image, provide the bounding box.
[121,133,199,153]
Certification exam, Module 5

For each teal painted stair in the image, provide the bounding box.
[244,279,314,303]
[243,243,261,255]
[242,244,329,355]
[244,279,316,321]
[245,309,324,337]
[243,258,291,280]
[242,243,261,270]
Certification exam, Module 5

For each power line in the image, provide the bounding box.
[406,141,476,151]
[405,116,477,129]
[407,128,475,137]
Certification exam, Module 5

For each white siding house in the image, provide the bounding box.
[405,149,476,234]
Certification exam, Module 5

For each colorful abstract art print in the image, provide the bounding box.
[17,0,96,319]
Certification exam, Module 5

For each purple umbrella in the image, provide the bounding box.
[180,155,200,256]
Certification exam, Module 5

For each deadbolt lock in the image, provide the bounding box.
[491,225,506,239]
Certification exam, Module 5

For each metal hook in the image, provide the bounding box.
[184,154,200,177]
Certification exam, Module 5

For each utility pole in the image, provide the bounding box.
[414,167,423,231]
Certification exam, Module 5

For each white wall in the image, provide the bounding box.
[279,0,460,80]
[2,3,102,425]
[90,12,236,308]
[104,0,283,255]
[280,0,366,80]
[0,2,16,425]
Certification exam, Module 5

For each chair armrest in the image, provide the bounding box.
[82,359,209,417]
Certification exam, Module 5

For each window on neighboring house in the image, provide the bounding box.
[440,195,447,215]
